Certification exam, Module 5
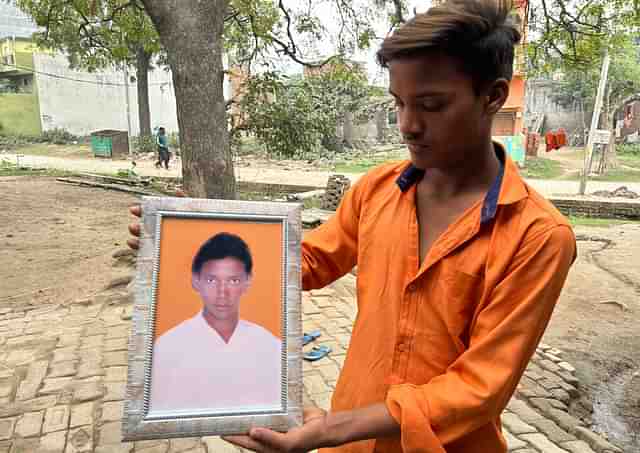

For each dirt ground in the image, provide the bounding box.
[0,176,638,450]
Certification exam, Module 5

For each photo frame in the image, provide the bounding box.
[123,196,303,441]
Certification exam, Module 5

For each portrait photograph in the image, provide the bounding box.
[123,197,303,441]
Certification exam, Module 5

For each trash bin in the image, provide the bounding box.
[90,130,129,158]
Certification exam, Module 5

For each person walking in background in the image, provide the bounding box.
[155,127,170,169]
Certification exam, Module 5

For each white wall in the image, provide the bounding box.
[33,52,179,136]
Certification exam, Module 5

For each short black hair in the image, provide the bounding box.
[377,0,521,92]
[191,233,253,275]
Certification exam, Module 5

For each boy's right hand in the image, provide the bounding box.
[127,205,142,250]
[127,189,186,250]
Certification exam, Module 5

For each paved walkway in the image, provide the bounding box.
[0,263,624,452]
[3,153,640,198]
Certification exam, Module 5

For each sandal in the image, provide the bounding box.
[302,330,321,346]
[303,345,331,362]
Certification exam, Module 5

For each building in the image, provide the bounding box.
[0,36,180,137]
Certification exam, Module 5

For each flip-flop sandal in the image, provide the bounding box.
[302,330,322,346]
[303,345,331,362]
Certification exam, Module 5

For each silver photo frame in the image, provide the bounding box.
[123,196,303,441]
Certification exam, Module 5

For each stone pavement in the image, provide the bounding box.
[3,152,640,199]
[0,272,625,452]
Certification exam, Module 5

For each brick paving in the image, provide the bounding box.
[0,272,626,452]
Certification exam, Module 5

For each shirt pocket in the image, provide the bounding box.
[443,269,484,349]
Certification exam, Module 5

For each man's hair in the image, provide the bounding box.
[191,233,253,275]
[376,0,521,92]
[159,127,165,133]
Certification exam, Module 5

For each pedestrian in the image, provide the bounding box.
[129,1,576,451]
[155,127,170,170]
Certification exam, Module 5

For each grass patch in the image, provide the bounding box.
[0,160,77,177]
[576,168,640,183]
[333,148,406,174]
[619,154,640,170]
[568,215,640,228]
[13,143,92,158]
[521,157,565,179]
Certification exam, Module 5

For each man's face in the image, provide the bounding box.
[192,257,251,322]
[388,52,497,170]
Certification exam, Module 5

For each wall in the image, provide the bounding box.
[550,197,640,220]
[0,92,41,135]
[33,53,179,136]
[525,78,585,139]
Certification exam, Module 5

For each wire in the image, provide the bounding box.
[7,63,172,87]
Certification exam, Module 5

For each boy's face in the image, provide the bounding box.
[388,51,505,170]
[192,257,251,322]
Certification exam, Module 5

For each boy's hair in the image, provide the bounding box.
[192,233,253,275]
[376,0,521,92]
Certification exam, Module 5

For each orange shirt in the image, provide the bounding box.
[301,146,576,453]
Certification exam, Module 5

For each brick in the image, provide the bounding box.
[98,422,122,445]
[560,440,597,453]
[39,377,74,395]
[80,335,104,348]
[103,383,126,402]
[506,399,546,423]
[529,419,576,443]
[14,411,44,437]
[100,401,123,422]
[102,351,127,368]
[168,438,201,452]
[0,418,17,441]
[52,348,79,364]
[94,446,134,453]
[43,406,70,433]
[104,367,127,382]
[47,362,78,379]
[501,412,537,435]
[76,362,105,379]
[558,371,580,387]
[316,363,340,384]
[73,382,104,403]
[0,382,12,399]
[558,361,576,374]
[520,433,571,453]
[538,359,562,373]
[103,338,127,352]
[303,374,329,396]
[18,396,58,413]
[105,326,129,340]
[65,426,93,453]
[312,392,332,411]
[134,440,169,452]
[550,388,572,404]
[16,361,48,400]
[574,427,623,453]
[546,408,584,433]
[69,403,93,428]
[37,430,67,453]
[8,437,39,452]
[503,428,527,450]
[202,436,243,453]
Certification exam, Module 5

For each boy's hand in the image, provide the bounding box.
[127,190,185,250]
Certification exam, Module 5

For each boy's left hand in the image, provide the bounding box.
[223,407,329,453]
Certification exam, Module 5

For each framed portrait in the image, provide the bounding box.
[123,196,303,441]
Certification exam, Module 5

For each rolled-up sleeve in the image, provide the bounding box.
[301,176,367,291]
[386,224,576,452]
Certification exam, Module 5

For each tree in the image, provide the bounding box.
[239,60,374,158]
[17,0,162,139]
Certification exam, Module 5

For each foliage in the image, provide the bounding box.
[41,128,79,145]
[16,0,161,71]
[617,144,640,156]
[132,134,155,154]
[239,60,375,158]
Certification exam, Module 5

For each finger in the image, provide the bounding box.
[128,223,141,237]
[129,204,142,217]
[250,428,289,451]
[126,238,139,250]
[222,435,266,452]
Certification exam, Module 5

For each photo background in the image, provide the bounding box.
[154,217,283,339]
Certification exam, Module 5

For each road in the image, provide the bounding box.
[3,152,640,196]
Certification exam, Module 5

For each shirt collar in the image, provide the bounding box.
[395,142,528,225]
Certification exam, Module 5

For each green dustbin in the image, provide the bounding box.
[90,130,129,158]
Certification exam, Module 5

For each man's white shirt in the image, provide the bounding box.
[149,311,282,415]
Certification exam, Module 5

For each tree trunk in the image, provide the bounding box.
[343,110,355,148]
[136,47,152,138]
[141,0,235,199]
[375,108,388,142]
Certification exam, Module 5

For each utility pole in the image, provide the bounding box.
[579,50,610,195]
[123,67,133,156]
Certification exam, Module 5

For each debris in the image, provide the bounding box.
[591,186,639,199]
[56,177,156,196]
[598,300,629,311]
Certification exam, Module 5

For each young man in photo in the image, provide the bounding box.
[149,233,281,414]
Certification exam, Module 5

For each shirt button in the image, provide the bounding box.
[407,283,417,292]
[397,342,407,352]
